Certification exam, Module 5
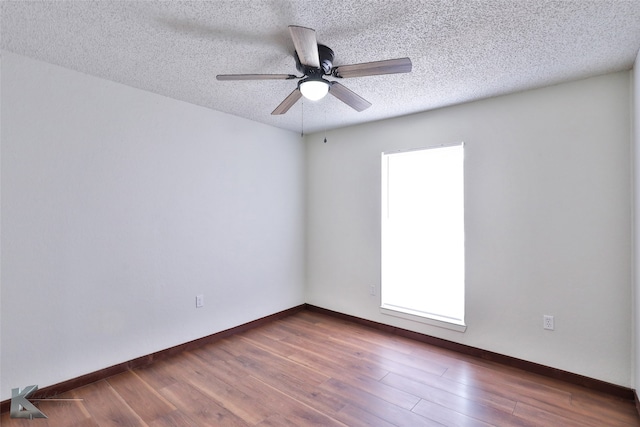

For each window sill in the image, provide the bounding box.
[380,304,467,332]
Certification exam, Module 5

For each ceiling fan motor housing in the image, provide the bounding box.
[295,44,335,76]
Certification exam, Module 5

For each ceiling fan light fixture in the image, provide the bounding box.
[299,78,330,101]
[218,26,412,115]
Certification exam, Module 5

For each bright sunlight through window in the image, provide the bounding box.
[381,144,465,329]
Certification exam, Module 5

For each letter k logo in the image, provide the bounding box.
[10,385,47,419]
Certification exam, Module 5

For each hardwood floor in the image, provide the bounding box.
[2,310,639,426]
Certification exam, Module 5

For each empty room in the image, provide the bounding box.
[2,1,640,425]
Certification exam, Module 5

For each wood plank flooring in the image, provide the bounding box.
[2,310,639,426]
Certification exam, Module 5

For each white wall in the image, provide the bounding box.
[0,51,305,401]
[306,72,633,386]
[633,48,640,392]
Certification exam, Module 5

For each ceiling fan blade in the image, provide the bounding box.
[216,74,297,81]
[329,82,371,112]
[288,25,320,68]
[333,57,412,78]
[271,88,303,115]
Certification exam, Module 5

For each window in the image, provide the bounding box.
[381,143,465,331]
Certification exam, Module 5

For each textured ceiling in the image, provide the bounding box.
[2,1,640,134]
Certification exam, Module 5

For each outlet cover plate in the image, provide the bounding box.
[543,315,554,330]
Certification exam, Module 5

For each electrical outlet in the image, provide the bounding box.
[369,285,376,296]
[196,294,204,308]
[543,315,554,330]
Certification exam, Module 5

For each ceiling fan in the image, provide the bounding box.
[216,26,412,115]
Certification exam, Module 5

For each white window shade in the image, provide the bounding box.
[381,143,465,328]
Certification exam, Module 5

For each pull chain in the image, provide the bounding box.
[324,108,327,143]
